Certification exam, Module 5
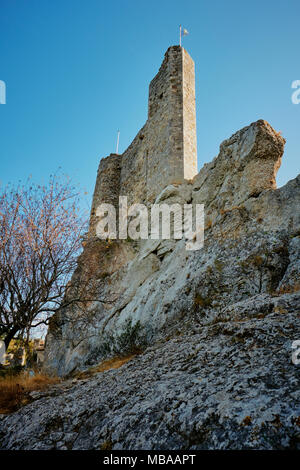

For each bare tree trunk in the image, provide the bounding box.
[4,327,19,350]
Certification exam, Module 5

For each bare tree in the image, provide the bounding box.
[0,174,88,349]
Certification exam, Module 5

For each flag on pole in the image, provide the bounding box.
[179,25,189,47]
[116,130,120,154]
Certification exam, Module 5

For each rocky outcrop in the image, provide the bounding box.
[1,119,299,450]
[42,120,299,377]
[192,120,284,219]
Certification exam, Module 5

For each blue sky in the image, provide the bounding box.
[0,0,299,206]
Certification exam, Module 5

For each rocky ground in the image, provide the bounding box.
[0,297,299,449]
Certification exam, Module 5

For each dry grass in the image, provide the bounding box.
[205,219,212,230]
[75,354,136,380]
[241,415,252,426]
[0,372,60,414]
[277,282,300,295]
[219,205,245,218]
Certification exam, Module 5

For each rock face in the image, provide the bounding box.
[1,300,299,450]
[192,120,283,215]
[42,119,299,375]
[0,118,299,450]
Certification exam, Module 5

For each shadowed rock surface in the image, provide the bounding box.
[0,301,299,449]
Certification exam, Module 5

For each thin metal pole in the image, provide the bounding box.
[116,130,120,154]
[179,25,182,47]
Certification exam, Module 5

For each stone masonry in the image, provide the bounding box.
[89,46,197,235]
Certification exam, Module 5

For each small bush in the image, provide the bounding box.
[214,259,224,272]
[0,365,24,379]
[193,293,212,310]
[100,440,113,450]
[97,318,151,358]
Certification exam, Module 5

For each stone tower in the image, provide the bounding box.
[90,46,197,234]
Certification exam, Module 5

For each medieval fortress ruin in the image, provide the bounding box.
[43,45,299,382]
[89,46,198,235]
[2,43,299,451]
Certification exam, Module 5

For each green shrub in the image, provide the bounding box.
[97,318,151,358]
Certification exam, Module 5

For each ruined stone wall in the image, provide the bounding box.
[89,46,198,235]
[182,50,197,179]
[89,153,121,235]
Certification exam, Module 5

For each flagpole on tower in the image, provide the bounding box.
[179,25,189,48]
[116,130,120,154]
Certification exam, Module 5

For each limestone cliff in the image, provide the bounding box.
[42,117,299,376]
[1,118,299,450]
